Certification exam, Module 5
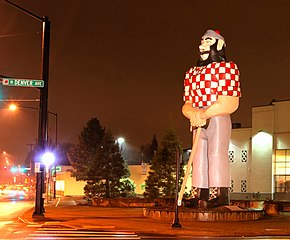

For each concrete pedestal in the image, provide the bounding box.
[143,206,264,221]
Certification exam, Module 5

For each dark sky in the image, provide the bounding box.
[0,0,290,163]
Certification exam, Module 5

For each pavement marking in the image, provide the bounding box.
[26,228,141,239]
[0,220,13,227]
[83,225,116,229]
[55,197,61,207]
[26,224,43,228]
[44,221,62,224]
[18,216,40,225]
[265,228,285,231]
[41,221,78,230]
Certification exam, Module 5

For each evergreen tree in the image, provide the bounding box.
[151,134,158,158]
[140,134,158,163]
[68,118,130,199]
[143,127,183,199]
[56,142,74,165]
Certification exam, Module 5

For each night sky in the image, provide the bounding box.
[0,0,290,164]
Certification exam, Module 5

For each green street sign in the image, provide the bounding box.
[51,166,62,174]
[2,78,44,88]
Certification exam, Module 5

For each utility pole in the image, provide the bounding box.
[4,0,51,217]
[34,15,50,217]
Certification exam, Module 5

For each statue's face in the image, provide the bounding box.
[199,36,216,61]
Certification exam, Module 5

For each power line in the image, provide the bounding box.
[0,32,40,38]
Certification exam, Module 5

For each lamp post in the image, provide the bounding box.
[9,103,58,202]
[172,148,182,228]
[3,0,51,217]
[8,104,58,152]
[117,137,125,151]
[41,152,55,203]
[47,111,58,199]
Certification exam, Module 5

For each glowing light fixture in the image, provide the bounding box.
[8,104,17,111]
[117,137,125,145]
[41,152,55,168]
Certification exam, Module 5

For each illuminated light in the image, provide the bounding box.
[19,167,26,173]
[252,130,272,149]
[41,152,55,167]
[8,104,17,111]
[10,166,18,173]
[254,130,272,143]
[117,137,125,145]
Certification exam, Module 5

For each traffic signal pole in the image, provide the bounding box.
[4,0,51,217]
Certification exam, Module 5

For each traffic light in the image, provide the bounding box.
[10,166,18,173]
[10,166,26,173]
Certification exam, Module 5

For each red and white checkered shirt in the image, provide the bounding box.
[183,61,241,107]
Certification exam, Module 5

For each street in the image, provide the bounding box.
[0,197,142,239]
[0,196,289,239]
[0,198,35,239]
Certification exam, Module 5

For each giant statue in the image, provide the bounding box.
[182,30,241,207]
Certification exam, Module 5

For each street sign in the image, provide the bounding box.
[2,78,44,88]
[51,166,62,174]
[35,163,41,173]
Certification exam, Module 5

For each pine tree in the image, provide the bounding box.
[68,118,130,199]
[151,134,158,158]
[140,135,159,163]
[143,127,183,199]
[56,142,74,165]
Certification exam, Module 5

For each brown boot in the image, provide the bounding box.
[207,187,229,208]
[190,187,209,208]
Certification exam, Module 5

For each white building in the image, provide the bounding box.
[230,100,290,201]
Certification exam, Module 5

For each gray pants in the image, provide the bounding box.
[191,115,231,188]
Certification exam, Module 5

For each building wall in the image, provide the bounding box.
[274,101,290,150]
[229,100,290,200]
[273,101,290,133]
[54,164,151,196]
[129,163,150,195]
[229,128,251,200]
[55,166,86,196]
[251,105,274,197]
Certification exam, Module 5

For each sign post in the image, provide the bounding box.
[2,78,44,88]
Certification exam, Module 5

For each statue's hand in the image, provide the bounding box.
[189,110,207,128]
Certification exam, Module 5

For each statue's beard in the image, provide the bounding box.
[197,43,226,66]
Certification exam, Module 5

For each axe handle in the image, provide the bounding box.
[177,127,201,206]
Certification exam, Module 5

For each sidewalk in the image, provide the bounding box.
[21,196,290,238]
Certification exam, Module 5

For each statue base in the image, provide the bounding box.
[143,205,263,222]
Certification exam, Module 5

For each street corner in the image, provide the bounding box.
[18,214,44,226]
[18,207,47,225]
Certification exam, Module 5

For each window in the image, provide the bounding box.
[241,180,247,192]
[274,149,290,193]
[230,180,234,192]
[229,150,234,163]
[141,163,147,175]
[241,150,247,162]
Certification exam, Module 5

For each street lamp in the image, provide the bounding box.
[8,104,58,151]
[41,151,55,203]
[4,0,51,217]
[8,104,17,111]
[8,103,58,205]
[117,137,125,152]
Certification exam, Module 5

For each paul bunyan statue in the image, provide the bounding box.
[182,30,241,208]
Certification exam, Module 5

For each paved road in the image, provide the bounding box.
[18,197,290,239]
[27,226,141,239]
[0,199,35,239]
